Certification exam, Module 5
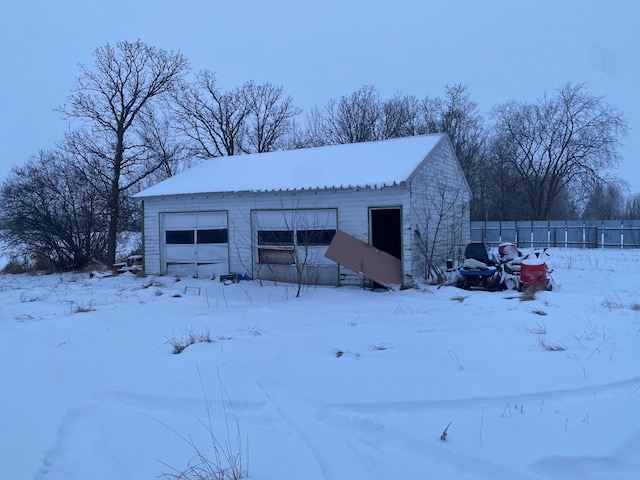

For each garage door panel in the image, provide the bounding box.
[164,214,198,229]
[253,209,337,229]
[196,263,228,280]
[195,213,227,229]
[166,263,196,277]
[163,212,227,228]
[164,245,197,262]
[195,244,228,261]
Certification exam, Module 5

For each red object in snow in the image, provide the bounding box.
[520,258,548,287]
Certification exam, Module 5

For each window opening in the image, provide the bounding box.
[165,230,194,245]
[296,229,336,246]
[197,229,228,244]
[257,230,294,246]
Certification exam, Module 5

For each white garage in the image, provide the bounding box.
[135,134,471,288]
[161,211,229,278]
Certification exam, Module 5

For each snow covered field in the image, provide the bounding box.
[1,248,639,479]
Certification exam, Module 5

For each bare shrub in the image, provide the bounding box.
[20,292,41,303]
[537,336,567,351]
[602,298,626,310]
[523,322,566,351]
[73,303,95,313]
[370,343,393,351]
[1,259,30,274]
[520,283,546,301]
[167,327,213,354]
[82,259,108,274]
[333,348,360,358]
[447,348,464,370]
[603,298,640,311]
[524,323,547,335]
[156,369,248,480]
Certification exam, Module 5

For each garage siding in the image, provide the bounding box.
[408,139,472,280]
[141,187,410,286]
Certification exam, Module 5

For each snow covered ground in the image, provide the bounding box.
[1,248,639,479]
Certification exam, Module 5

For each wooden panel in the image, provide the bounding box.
[324,230,402,289]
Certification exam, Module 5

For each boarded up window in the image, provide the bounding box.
[259,248,295,265]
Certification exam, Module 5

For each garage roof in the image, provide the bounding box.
[135,133,445,198]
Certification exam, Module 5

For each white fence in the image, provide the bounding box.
[471,220,640,249]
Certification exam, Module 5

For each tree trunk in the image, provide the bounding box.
[107,137,124,267]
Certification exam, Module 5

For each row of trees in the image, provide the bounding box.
[1,39,636,270]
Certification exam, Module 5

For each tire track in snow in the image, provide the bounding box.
[531,426,640,479]
[325,377,640,414]
[34,404,132,480]
[257,378,541,480]
[90,390,267,416]
[257,378,380,480]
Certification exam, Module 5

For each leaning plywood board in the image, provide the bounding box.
[324,230,402,289]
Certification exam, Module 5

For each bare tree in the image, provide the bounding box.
[623,193,640,220]
[380,93,420,139]
[418,84,487,197]
[287,210,336,297]
[279,119,309,150]
[479,131,529,221]
[173,70,249,158]
[243,81,301,153]
[303,107,330,147]
[0,150,111,270]
[415,179,469,284]
[56,39,188,266]
[490,83,628,220]
[173,74,299,157]
[582,183,624,219]
[247,207,336,296]
[135,108,194,189]
[323,85,381,144]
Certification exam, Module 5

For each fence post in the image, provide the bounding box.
[530,220,534,248]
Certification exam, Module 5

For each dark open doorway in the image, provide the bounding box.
[370,208,402,260]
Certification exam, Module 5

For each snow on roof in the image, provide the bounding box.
[135,134,445,198]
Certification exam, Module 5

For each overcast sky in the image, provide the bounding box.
[1,0,639,192]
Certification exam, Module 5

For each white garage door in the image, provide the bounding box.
[161,212,229,278]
